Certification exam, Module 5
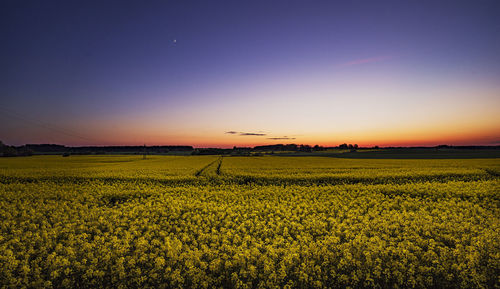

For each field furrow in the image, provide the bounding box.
[0,155,499,289]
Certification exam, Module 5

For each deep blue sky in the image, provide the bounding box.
[1,0,499,146]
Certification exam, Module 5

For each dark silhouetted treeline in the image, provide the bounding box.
[1,141,499,157]
[0,141,34,157]
[192,148,233,155]
[1,143,193,156]
[70,145,194,154]
[253,144,316,152]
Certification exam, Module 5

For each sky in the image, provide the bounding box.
[1,0,499,147]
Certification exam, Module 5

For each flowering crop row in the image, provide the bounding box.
[0,156,498,288]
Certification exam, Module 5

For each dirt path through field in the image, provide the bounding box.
[216,157,223,175]
[194,156,223,177]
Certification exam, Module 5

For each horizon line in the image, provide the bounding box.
[7,143,500,149]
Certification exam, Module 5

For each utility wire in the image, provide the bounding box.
[0,106,99,144]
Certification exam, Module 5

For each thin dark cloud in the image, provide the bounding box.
[227,131,300,139]
[225,131,267,136]
[240,132,267,136]
[267,137,296,140]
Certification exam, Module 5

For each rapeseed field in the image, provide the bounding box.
[0,156,498,288]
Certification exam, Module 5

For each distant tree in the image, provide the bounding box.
[354,144,358,149]
[18,146,34,156]
[1,145,17,157]
[348,144,353,149]
[299,144,312,152]
[438,144,449,148]
[339,143,348,149]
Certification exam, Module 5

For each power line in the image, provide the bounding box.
[0,106,99,144]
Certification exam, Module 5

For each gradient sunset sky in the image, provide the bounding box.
[1,0,499,147]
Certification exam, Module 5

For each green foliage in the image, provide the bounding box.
[0,156,499,288]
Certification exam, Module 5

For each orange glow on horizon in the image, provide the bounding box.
[54,124,499,148]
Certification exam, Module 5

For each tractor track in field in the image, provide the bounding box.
[216,157,223,175]
[194,157,223,177]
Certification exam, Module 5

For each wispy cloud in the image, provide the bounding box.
[226,131,300,139]
[339,56,393,67]
[267,137,296,140]
[240,132,267,136]
[226,131,267,136]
